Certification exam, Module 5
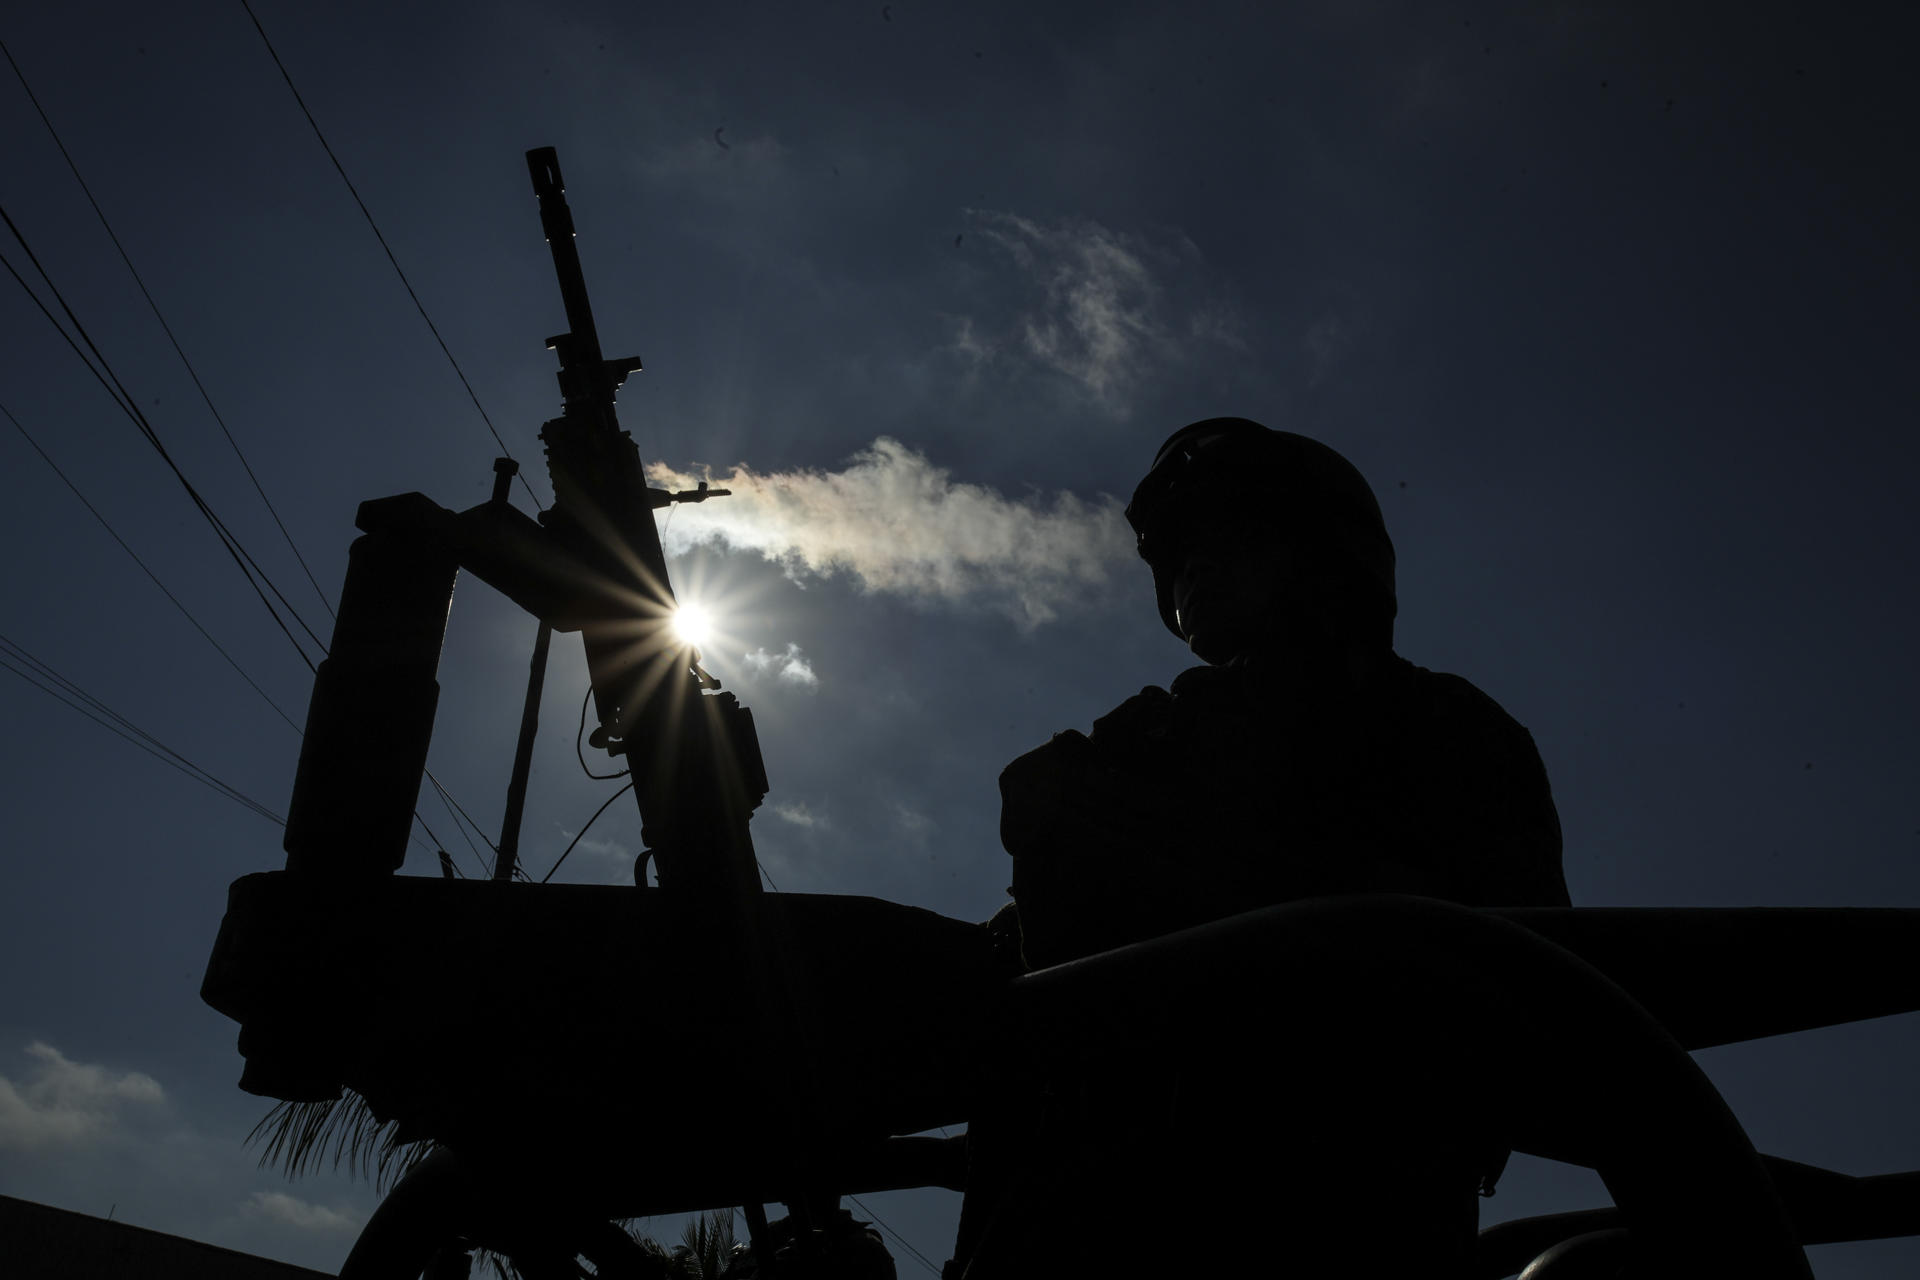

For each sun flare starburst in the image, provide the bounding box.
[672,602,714,648]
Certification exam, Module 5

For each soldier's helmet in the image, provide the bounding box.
[1124,417,1397,646]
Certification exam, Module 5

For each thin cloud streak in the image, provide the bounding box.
[648,438,1134,627]
[245,1190,362,1235]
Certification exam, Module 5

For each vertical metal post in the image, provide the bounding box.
[488,456,550,883]
[494,619,551,882]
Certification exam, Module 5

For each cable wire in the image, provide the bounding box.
[428,770,493,873]
[0,99,512,872]
[0,224,327,670]
[2,35,336,621]
[0,633,284,825]
[408,808,454,859]
[236,0,541,511]
[539,781,635,883]
[2,397,304,733]
[845,1195,944,1278]
[5,33,548,864]
[425,767,502,858]
[5,396,447,858]
[0,223,328,663]
[576,685,632,780]
[426,768,497,879]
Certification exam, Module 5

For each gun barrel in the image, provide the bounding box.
[526,147,609,383]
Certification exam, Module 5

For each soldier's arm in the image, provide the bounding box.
[1419,677,1571,908]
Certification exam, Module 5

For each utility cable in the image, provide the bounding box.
[425,768,502,859]
[0,226,327,669]
[408,808,454,861]
[0,230,328,668]
[0,81,515,870]
[539,781,635,883]
[2,397,304,734]
[4,396,473,863]
[0,633,284,825]
[0,221,326,660]
[237,0,542,511]
[426,769,496,879]
[575,685,631,780]
[2,35,335,620]
[430,772,491,877]
[233,8,583,880]
[845,1196,943,1279]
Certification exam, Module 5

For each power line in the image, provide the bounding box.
[1,35,336,622]
[0,220,327,662]
[4,396,471,864]
[1,397,304,734]
[408,808,455,861]
[845,1195,944,1278]
[0,220,328,671]
[0,62,518,874]
[0,632,284,826]
[428,771,492,874]
[426,768,503,860]
[426,769,497,879]
[237,0,542,511]
[540,781,635,883]
[0,235,322,671]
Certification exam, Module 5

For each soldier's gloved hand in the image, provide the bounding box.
[999,729,1216,967]
[1089,684,1174,746]
[998,728,1178,862]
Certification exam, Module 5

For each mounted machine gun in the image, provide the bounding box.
[202,148,996,1276]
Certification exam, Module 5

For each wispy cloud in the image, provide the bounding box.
[649,438,1133,627]
[0,1042,164,1150]
[953,211,1240,412]
[772,801,828,829]
[743,643,819,689]
[245,1191,361,1235]
[0,1041,372,1269]
[893,803,934,841]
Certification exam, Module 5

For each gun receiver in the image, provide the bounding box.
[520,149,830,1250]
[524,145,763,900]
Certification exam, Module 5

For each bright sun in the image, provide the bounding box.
[672,602,713,648]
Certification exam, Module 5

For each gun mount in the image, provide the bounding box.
[201,151,1920,1279]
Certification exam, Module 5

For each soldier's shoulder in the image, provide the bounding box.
[1388,657,1540,746]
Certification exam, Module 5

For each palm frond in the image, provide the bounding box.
[250,1098,706,1279]
[246,1090,436,1191]
[680,1208,735,1279]
[622,1219,670,1256]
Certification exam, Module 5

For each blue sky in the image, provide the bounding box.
[2,1,1916,1273]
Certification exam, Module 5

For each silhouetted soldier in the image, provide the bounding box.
[1005,417,1568,965]
[954,419,1569,1277]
